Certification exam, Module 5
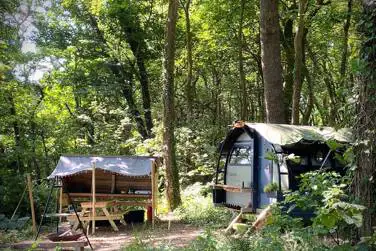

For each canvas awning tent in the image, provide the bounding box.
[244,123,352,146]
[48,156,157,179]
[220,122,352,155]
[46,155,160,234]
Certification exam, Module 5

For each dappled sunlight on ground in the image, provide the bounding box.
[89,222,203,250]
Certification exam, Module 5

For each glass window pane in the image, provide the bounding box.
[229,145,253,165]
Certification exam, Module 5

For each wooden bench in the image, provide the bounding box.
[0,240,88,250]
[67,201,128,232]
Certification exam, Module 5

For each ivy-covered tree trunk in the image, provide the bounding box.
[291,0,308,125]
[353,0,376,237]
[163,0,181,211]
[127,38,154,137]
[182,0,195,119]
[238,0,247,120]
[281,18,295,123]
[260,0,286,123]
[340,0,353,80]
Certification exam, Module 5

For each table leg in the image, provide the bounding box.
[102,208,119,231]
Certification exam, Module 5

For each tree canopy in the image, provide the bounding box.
[2,0,375,239]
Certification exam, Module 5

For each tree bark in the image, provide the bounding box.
[302,64,314,125]
[8,94,22,171]
[281,18,295,123]
[127,38,154,137]
[353,0,376,237]
[163,0,181,211]
[119,68,149,140]
[108,63,149,139]
[182,0,195,118]
[239,0,247,120]
[321,59,338,125]
[291,0,308,125]
[340,0,353,80]
[260,0,285,123]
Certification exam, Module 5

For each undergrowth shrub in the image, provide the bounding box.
[283,170,365,243]
[174,183,232,227]
[0,225,33,244]
[247,207,329,250]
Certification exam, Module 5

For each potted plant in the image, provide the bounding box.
[263,182,279,198]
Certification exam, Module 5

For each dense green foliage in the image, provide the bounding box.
[123,180,375,250]
[0,0,375,248]
[174,183,232,227]
[0,0,361,206]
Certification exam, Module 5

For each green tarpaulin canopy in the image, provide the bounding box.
[244,123,352,146]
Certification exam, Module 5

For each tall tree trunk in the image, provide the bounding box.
[163,0,181,211]
[322,60,338,125]
[302,64,314,125]
[291,0,308,125]
[302,38,314,125]
[88,14,150,139]
[137,58,153,137]
[340,0,353,80]
[257,77,264,122]
[239,0,247,120]
[281,18,295,123]
[120,69,149,139]
[260,0,285,123]
[30,121,40,181]
[109,63,149,139]
[8,94,22,171]
[353,0,376,237]
[182,0,194,118]
[127,39,154,137]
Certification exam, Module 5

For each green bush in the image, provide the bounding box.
[263,182,278,193]
[0,224,34,244]
[284,171,365,237]
[174,183,232,227]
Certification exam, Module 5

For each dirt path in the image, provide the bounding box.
[88,222,203,250]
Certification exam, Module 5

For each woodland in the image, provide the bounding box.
[0,0,376,250]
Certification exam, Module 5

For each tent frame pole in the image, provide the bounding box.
[35,179,54,240]
[66,191,93,250]
[34,178,93,250]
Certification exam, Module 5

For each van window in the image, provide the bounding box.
[229,145,253,165]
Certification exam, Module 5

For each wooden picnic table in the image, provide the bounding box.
[68,200,127,232]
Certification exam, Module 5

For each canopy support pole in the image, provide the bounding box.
[91,161,96,235]
[27,174,37,234]
[151,160,156,229]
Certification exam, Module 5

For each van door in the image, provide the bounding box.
[225,141,254,208]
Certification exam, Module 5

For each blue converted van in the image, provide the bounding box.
[213,121,352,213]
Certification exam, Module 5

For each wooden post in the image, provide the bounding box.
[26,174,37,234]
[91,161,96,235]
[111,174,116,194]
[151,161,157,228]
[59,187,63,224]
[154,163,158,216]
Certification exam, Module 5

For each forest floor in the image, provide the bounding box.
[1,219,205,250]
[89,221,203,250]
